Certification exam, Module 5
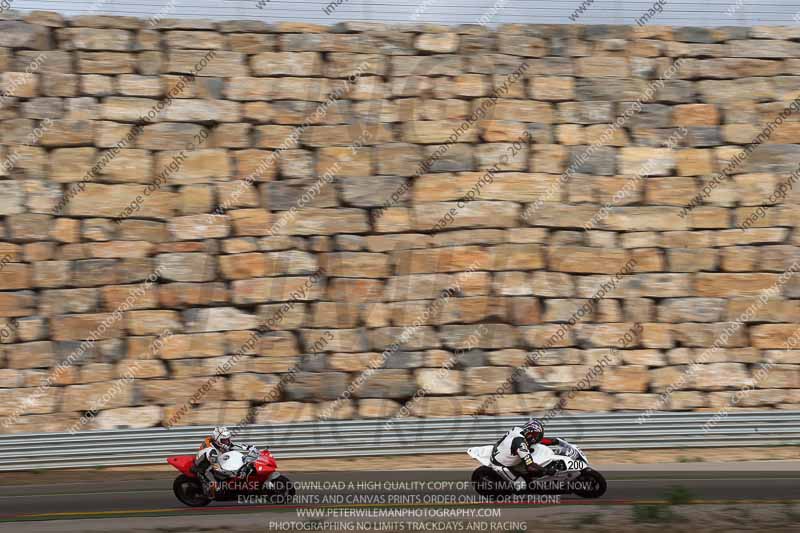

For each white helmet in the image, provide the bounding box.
[212,426,232,451]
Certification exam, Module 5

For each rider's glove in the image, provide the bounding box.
[526,464,545,477]
[523,456,545,477]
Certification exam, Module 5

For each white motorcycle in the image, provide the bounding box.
[467,438,606,498]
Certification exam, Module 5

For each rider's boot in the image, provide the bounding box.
[203,480,217,499]
[202,470,217,499]
[491,464,525,492]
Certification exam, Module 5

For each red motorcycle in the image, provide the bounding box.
[167,447,295,507]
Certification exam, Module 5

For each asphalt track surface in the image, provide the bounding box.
[1,464,799,524]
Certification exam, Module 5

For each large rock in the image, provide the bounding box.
[562,391,614,411]
[253,402,316,423]
[0,264,29,290]
[415,33,459,53]
[376,143,423,176]
[102,284,158,311]
[352,369,417,399]
[0,21,50,49]
[320,252,390,278]
[480,392,553,415]
[77,52,136,74]
[414,173,558,203]
[183,307,259,332]
[340,177,409,207]
[402,121,480,144]
[0,388,60,416]
[166,51,247,77]
[64,184,175,219]
[516,366,587,392]
[613,393,661,410]
[440,324,516,350]
[154,149,232,184]
[600,207,689,231]
[576,323,642,348]
[61,381,135,411]
[599,366,650,393]
[227,373,281,401]
[4,342,56,369]
[406,396,463,418]
[219,253,267,280]
[0,182,25,215]
[159,333,226,359]
[391,55,463,77]
[282,372,349,401]
[162,101,240,123]
[549,246,630,274]
[57,28,132,51]
[672,323,747,348]
[250,52,321,76]
[464,366,512,395]
[695,274,780,297]
[232,276,325,305]
[357,399,400,418]
[413,201,520,230]
[693,363,751,390]
[125,310,181,336]
[619,148,676,176]
[275,208,369,236]
[756,364,800,389]
[139,378,227,405]
[162,401,251,427]
[51,314,124,341]
[89,406,162,430]
[415,368,463,395]
[156,253,216,282]
[300,328,367,353]
[738,145,800,174]
[163,31,225,50]
[658,298,726,322]
[752,325,800,349]
[392,246,491,274]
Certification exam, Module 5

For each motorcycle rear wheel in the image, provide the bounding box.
[173,474,212,507]
[573,468,607,498]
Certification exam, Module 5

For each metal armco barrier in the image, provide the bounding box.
[0,411,798,471]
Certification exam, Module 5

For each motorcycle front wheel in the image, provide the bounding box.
[173,474,212,507]
[264,474,296,504]
[573,468,607,498]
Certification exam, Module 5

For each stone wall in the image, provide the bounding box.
[1,11,800,434]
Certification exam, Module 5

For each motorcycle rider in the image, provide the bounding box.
[195,426,255,497]
[489,418,561,490]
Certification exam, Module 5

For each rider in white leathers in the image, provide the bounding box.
[489,419,560,490]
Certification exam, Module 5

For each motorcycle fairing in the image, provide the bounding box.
[167,455,198,477]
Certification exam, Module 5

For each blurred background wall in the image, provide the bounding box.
[0,7,799,434]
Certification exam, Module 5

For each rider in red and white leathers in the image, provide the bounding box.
[195,426,255,497]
